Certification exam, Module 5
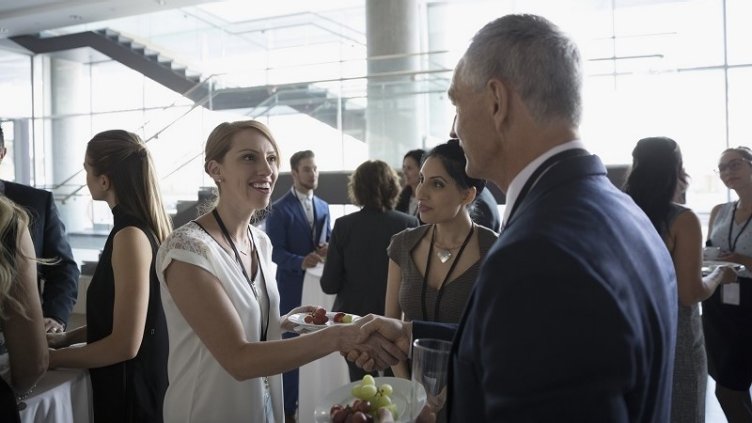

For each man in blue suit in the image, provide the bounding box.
[353,14,678,422]
[0,126,79,333]
[265,149,331,422]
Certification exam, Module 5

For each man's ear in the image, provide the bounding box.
[487,78,510,131]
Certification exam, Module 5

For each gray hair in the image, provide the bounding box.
[461,14,583,125]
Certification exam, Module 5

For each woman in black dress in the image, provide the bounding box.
[47,130,172,423]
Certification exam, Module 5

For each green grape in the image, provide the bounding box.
[370,393,392,409]
[359,384,377,399]
[351,385,363,398]
[362,375,375,386]
[379,383,393,396]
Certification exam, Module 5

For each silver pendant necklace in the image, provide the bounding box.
[435,247,454,263]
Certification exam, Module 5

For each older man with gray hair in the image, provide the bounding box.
[354,14,677,422]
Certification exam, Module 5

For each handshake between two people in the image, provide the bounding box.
[280,307,412,371]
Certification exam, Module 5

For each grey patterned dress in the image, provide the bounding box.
[665,204,706,423]
[387,224,498,323]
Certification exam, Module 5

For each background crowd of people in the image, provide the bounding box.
[0,12,751,423]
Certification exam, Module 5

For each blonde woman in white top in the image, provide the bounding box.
[156,120,404,423]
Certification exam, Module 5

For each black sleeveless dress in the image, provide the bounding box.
[86,205,168,423]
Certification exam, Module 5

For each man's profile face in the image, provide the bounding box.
[448,62,495,180]
[0,147,6,164]
[292,157,318,191]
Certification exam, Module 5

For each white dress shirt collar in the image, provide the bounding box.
[501,139,587,226]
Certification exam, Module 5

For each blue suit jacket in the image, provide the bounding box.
[1,180,79,325]
[265,190,331,314]
[414,153,677,422]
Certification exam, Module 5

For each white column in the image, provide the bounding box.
[365,0,423,167]
[50,58,90,233]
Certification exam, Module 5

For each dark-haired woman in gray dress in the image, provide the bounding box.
[624,137,736,423]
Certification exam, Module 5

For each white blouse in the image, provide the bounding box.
[156,222,284,423]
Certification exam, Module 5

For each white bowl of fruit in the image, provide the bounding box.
[314,375,426,423]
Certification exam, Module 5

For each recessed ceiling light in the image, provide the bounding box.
[69,14,83,21]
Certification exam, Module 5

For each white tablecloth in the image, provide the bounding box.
[298,264,351,420]
[19,368,92,423]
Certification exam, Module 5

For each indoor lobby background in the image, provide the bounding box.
[2,0,751,243]
[1,0,751,420]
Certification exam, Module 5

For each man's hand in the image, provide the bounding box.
[335,317,407,370]
[316,243,328,259]
[345,315,412,371]
[301,251,324,269]
[44,317,64,333]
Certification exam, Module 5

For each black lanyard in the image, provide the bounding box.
[727,202,752,253]
[506,148,589,225]
[212,209,270,342]
[420,223,475,321]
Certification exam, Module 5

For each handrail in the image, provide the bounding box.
[52,62,452,203]
[54,75,217,202]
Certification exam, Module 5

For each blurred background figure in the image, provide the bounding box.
[704,146,752,423]
[47,130,171,423]
[265,149,331,422]
[0,196,48,423]
[0,126,79,334]
[395,149,425,218]
[624,137,737,423]
[320,159,419,381]
[385,140,497,380]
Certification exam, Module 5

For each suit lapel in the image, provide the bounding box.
[312,196,328,244]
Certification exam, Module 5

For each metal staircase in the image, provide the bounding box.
[11,29,366,139]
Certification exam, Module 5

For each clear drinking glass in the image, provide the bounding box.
[410,338,452,420]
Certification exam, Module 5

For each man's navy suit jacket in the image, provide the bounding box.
[414,153,677,422]
[1,180,79,324]
[265,190,331,314]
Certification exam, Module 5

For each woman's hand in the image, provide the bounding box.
[717,250,748,266]
[280,305,319,333]
[716,265,739,284]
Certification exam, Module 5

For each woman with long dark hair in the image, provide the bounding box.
[624,137,736,423]
[385,140,497,380]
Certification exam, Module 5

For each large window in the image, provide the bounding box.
[6,0,751,237]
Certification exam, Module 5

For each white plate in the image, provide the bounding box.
[703,260,744,269]
[313,377,426,423]
[702,261,744,275]
[288,312,360,332]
